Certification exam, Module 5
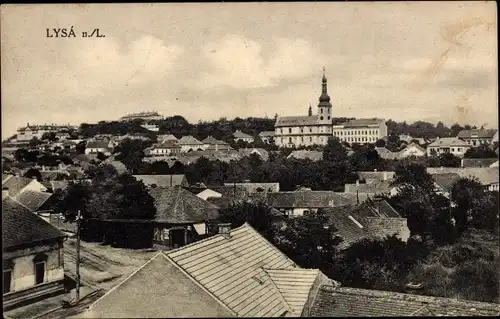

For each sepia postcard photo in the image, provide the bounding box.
[1,2,499,318]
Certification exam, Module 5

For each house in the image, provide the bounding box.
[223,182,280,193]
[84,140,113,156]
[2,175,48,197]
[82,223,334,318]
[357,171,395,184]
[11,190,53,213]
[432,173,462,198]
[2,196,67,311]
[426,137,471,157]
[266,190,351,217]
[336,192,376,206]
[233,130,255,143]
[323,199,408,250]
[344,179,396,196]
[148,186,220,248]
[307,285,500,317]
[460,158,499,168]
[147,140,181,156]
[426,167,499,192]
[41,180,69,193]
[177,136,205,153]
[238,148,269,161]
[157,134,178,143]
[398,142,426,158]
[258,131,275,144]
[374,147,399,160]
[133,174,189,188]
[287,150,323,161]
[202,136,232,151]
[457,128,498,146]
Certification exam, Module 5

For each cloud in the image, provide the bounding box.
[198,35,332,90]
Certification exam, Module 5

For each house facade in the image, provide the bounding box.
[232,130,254,143]
[84,140,113,156]
[147,140,181,156]
[3,197,67,311]
[258,131,275,143]
[426,137,471,157]
[398,142,426,158]
[177,136,206,153]
[16,123,73,142]
[274,70,387,148]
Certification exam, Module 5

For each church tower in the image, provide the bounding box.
[317,67,332,123]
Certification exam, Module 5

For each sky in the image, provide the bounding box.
[1,2,497,138]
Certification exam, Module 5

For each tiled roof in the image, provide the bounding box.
[461,158,499,168]
[238,148,270,161]
[344,180,394,194]
[86,140,111,149]
[426,167,499,186]
[158,134,179,142]
[309,285,500,317]
[202,136,229,145]
[2,175,35,197]
[266,191,351,209]
[335,192,375,205]
[14,190,52,212]
[233,131,254,139]
[457,129,497,139]
[258,131,275,137]
[223,182,279,193]
[432,173,462,193]
[287,150,323,161]
[178,135,204,145]
[427,137,469,148]
[264,268,321,316]
[133,174,188,187]
[374,147,399,160]
[148,186,220,223]
[2,197,65,249]
[165,223,300,317]
[83,253,235,318]
[357,171,395,182]
[335,118,386,128]
[275,115,320,127]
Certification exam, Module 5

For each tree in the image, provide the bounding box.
[218,202,276,240]
[41,132,57,141]
[464,145,498,159]
[29,137,41,149]
[96,152,108,161]
[114,138,152,174]
[375,139,386,147]
[24,168,42,181]
[75,141,86,154]
[323,137,348,163]
[436,153,461,167]
[272,211,342,269]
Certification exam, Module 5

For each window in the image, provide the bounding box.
[289,137,292,143]
[310,137,312,142]
[3,269,12,293]
[320,116,324,120]
[301,128,303,133]
[451,148,455,152]
[327,116,330,120]
[289,128,292,134]
[35,262,45,285]
[320,108,323,113]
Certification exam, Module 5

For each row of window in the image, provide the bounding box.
[279,127,331,134]
[279,136,326,144]
[339,136,377,143]
[334,129,379,136]
[430,147,466,153]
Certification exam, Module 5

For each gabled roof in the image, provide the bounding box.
[133,174,188,187]
[457,129,497,139]
[158,134,179,142]
[335,118,386,128]
[275,115,319,127]
[202,136,229,145]
[258,131,275,137]
[238,148,269,161]
[148,186,219,223]
[461,158,499,168]
[427,137,469,148]
[287,150,323,161]
[336,192,375,205]
[165,223,307,317]
[178,135,203,145]
[309,285,500,317]
[374,147,399,160]
[344,180,394,194]
[2,175,36,197]
[2,197,65,249]
[357,171,395,182]
[401,142,426,153]
[426,167,499,186]
[14,190,53,212]
[232,131,253,139]
[266,191,351,209]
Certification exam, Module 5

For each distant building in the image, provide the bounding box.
[287,150,323,161]
[119,111,163,122]
[177,136,205,153]
[457,129,498,146]
[2,196,66,311]
[398,142,426,158]
[16,123,74,142]
[258,131,275,144]
[133,174,189,188]
[140,123,159,132]
[147,140,181,156]
[266,190,351,217]
[238,147,269,161]
[232,130,254,143]
[157,134,178,143]
[274,69,387,148]
[460,158,499,168]
[202,136,232,151]
[84,140,113,156]
[426,167,499,192]
[426,137,471,157]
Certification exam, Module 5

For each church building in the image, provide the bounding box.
[274,69,387,148]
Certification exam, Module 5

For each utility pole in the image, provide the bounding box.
[75,210,82,304]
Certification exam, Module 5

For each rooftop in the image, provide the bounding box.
[457,129,497,139]
[266,191,351,209]
[426,167,499,186]
[275,115,320,128]
[428,137,470,148]
[133,174,188,188]
[232,130,254,139]
[287,150,323,161]
[334,118,386,128]
[2,175,36,197]
[178,135,204,145]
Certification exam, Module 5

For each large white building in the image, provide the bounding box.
[16,123,74,142]
[274,69,387,148]
[119,111,163,122]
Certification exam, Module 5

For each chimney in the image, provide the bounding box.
[2,187,9,199]
[383,172,388,181]
[218,223,232,239]
[356,180,360,186]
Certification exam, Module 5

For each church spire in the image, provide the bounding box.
[308,103,312,116]
[319,67,331,104]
